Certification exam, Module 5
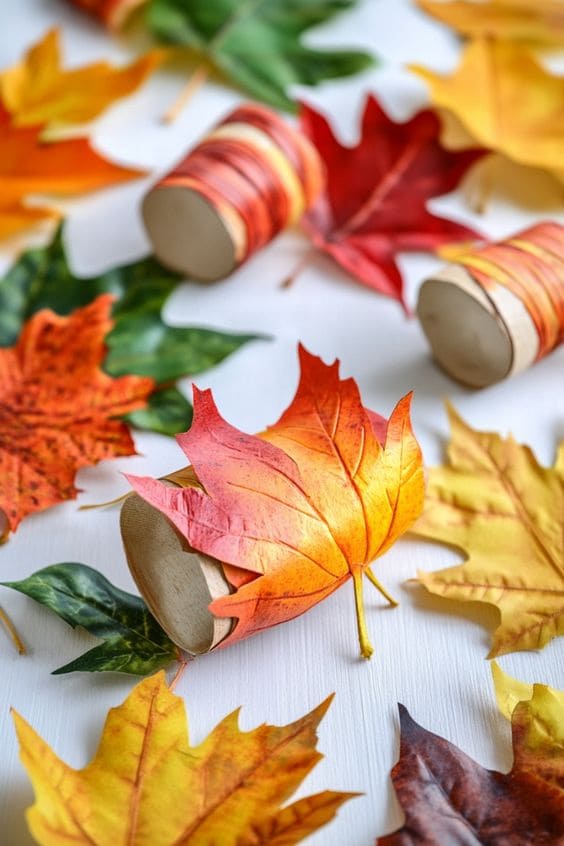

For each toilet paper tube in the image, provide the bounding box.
[142,103,325,281]
[417,222,564,388]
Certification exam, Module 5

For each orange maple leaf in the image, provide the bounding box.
[0,294,154,537]
[128,347,424,658]
[0,105,143,240]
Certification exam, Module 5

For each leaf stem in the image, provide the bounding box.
[0,605,26,655]
[352,570,373,659]
[365,566,398,607]
[169,654,189,691]
[162,64,209,124]
[280,248,317,289]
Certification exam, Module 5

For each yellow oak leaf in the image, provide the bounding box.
[492,663,564,796]
[13,671,355,845]
[0,28,163,129]
[411,403,564,657]
[410,39,564,182]
[417,0,564,46]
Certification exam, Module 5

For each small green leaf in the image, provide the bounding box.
[106,318,261,382]
[147,0,375,112]
[123,385,193,436]
[2,563,178,675]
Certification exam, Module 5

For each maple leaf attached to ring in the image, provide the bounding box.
[128,346,424,659]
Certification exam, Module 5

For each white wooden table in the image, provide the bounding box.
[1,1,563,843]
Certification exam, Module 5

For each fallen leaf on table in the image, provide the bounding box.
[299,96,484,311]
[146,0,375,113]
[377,668,564,843]
[2,563,178,674]
[68,0,147,29]
[0,225,260,436]
[410,39,564,186]
[0,105,143,240]
[411,403,564,657]
[0,28,163,129]
[0,294,153,538]
[14,671,355,845]
[416,0,564,46]
[128,345,424,659]
[492,663,564,799]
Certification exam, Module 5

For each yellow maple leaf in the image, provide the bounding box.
[492,662,564,795]
[13,671,355,845]
[411,403,564,657]
[416,0,564,46]
[410,39,564,182]
[0,28,163,129]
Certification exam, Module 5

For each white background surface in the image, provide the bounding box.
[1,1,564,843]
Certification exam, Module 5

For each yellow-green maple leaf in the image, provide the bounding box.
[13,671,355,845]
[412,404,564,657]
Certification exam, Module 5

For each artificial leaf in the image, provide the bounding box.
[411,404,564,657]
[2,563,178,674]
[377,675,564,843]
[0,29,163,129]
[300,96,484,310]
[146,0,374,113]
[0,294,154,537]
[68,0,147,29]
[0,105,142,240]
[410,39,564,183]
[416,0,564,47]
[128,345,424,659]
[14,671,355,845]
[0,225,260,434]
[492,663,564,796]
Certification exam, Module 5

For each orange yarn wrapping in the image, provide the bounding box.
[456,222,564,360]
[158,104,324,269]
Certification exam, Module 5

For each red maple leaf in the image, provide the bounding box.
[300,95,485,311]
[0,295,154,536]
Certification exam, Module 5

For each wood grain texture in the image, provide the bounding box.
[0,2,563,845]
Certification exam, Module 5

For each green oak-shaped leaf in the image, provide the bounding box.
[2,563,179,675]
[0,225,261,434]
[147,0,375,112]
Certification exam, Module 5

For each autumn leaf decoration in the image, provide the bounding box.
[0,29,160,240]
[13,671,355,845]
[410,39,564,189]
[411,404,564,657]
[0,295,154,538]
[297,96,484,310]
[416,0,564,47]
[127,346,424,659]
[377,664,564,843]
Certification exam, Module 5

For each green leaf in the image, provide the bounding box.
[147,0,375,112]
[106,317,261,381]
[0,225,182,346]
[2,563,178,675]
[122,385,193,436]
[0,225,262,435]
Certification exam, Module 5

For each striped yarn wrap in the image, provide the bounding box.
[158,104,324,269]
[455,222,564,361]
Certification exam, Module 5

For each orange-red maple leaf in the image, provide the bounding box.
[128,347,424,658]
[0,294,154,536]
[0,105,143,240]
